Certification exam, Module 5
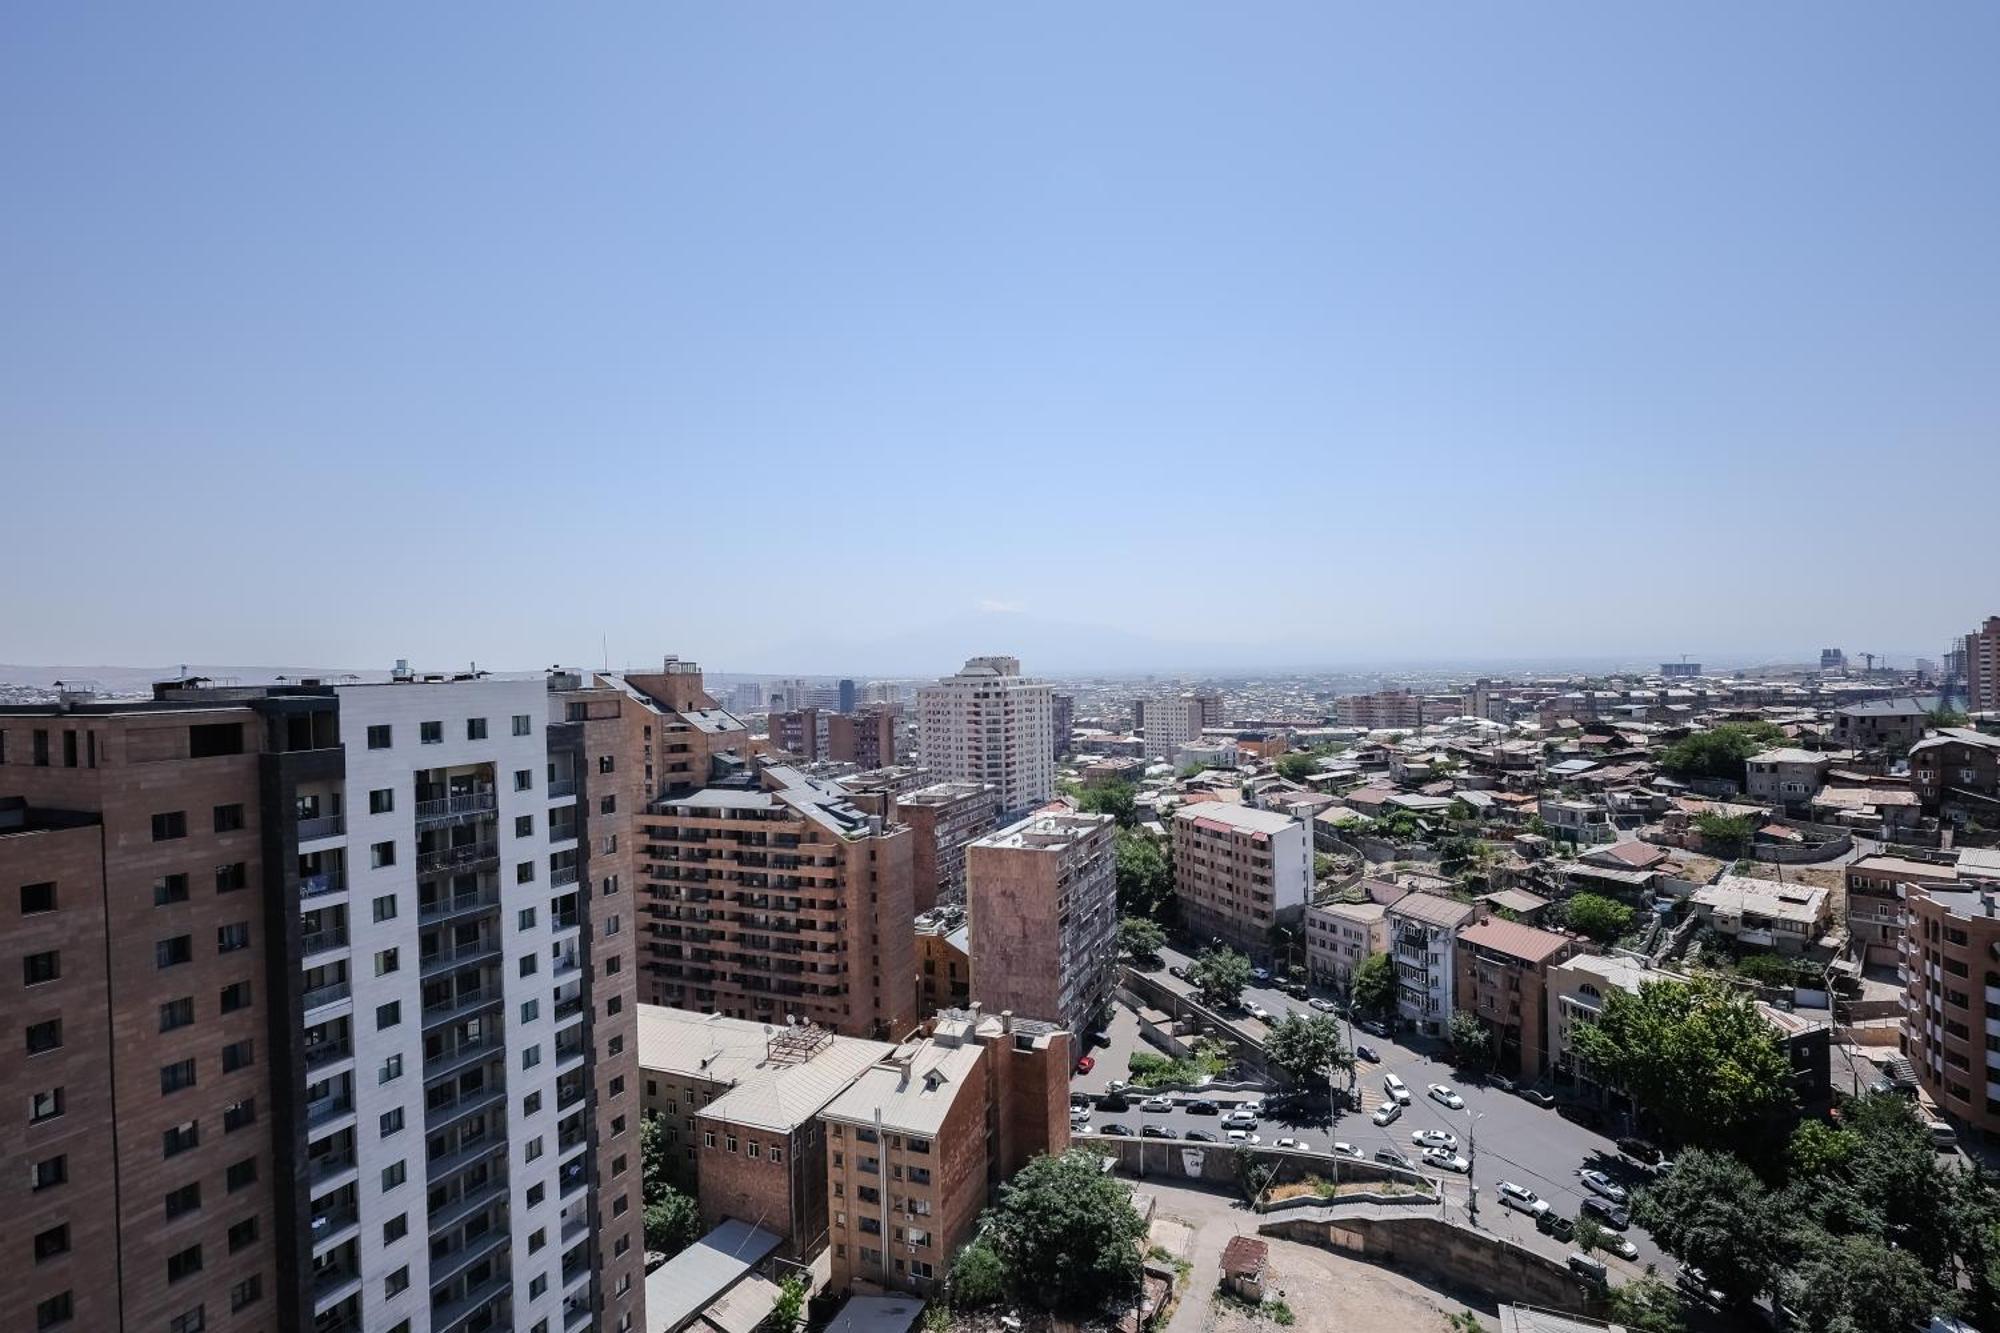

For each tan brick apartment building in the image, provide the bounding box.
[1304,900,1388,991]
[1902,885,2000,1136]
[821,1010,1068,1298]
[966,812,1118,1039]
[1847,853,1961,967]
[894,782,999,912]
[1171,803,1311,959]
[1453,918,1577,1080]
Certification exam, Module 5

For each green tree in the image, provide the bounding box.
[1786,1120,1861,1179]
[761,1274,807,1333]
[1658,722,1787,782]
[1560,892,1635,942]
[1569,977,1795,1149]
[1188,946,1252,1009]
[1573,1215,1606,1254]
[982,1149,1147,1315]
[1633,1149,1788,1307]
[644,1186,703,1258]
[1275,751,1324,783]
[1076,781,1138,826]
[1927,706,1971,729]
[1350,951,1396,1017]
[1114,828,1174,920]
[1262,1012,1351,1084]
[1117,915,1166,963]
[1447,1010,1492,1071]
[1693,811,1755,854]
[1608,1275,1688,1333]
[1782,1231,1941,1333]
[948,1240,1008,1308]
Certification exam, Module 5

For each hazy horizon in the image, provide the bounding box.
[6,5,1996,671]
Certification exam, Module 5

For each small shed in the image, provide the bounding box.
[1220,1235,1269,1303]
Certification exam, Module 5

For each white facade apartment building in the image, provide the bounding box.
[1170,803,1312,958]
[1384,892,1479,1038]
[1140,694,1203,761]
[1304,900,1388,991]
[294,675,594,1333]
[915,657,1054,817]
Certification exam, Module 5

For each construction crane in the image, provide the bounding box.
[1861,652,1877,674]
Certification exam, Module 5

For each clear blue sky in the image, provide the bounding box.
[5,4,1996,675]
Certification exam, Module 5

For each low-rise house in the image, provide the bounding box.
[1220,1237,1269,1303]
[1081,757,1145,787]
[1809,783,1923,836]
[1477,887,1553,925]
[1690,874,1831,956]
[1909,728,2000,821]
[1538,796,1614,844]
[1454,919,1579,1079]
[1745,747,1832,811]
[1832,696,1938,751]
[1304,900,1389,990]
[1386,892,1482,1036]
[1846,854,1959,967]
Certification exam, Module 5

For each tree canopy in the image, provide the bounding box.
[1117,915,1166,963]
[1560,891,1634,942]
[1075,781,1138,826]
[1447,1010,1492,1070]
[1631,1149,1788,1307]
[1657,722,1787,782]
[980,1149,1147,1315]
[1113,828,1174,920]
[1568,976,1795,1149]
[1350,951,1396,1016]
[641,1114,705,1258]
[1275,750,1326,783]
[1262,1011,1351,1084]
[1187,946,1252,1009]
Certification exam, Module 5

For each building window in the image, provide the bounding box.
[600,795,617,815]
[523,1044,542,1069]
[368,725,393,749]
[377,1001,402,1029]
[520,954,538,978]
[20,882,56,914]
[216,922,251,953]
[31,1155,66,1190]
[380,1054,403,1083]
[386,1265,410,1298]
[521,998,539,1024]
[524,1091,542,1117]
[157,936,193,968]
[164,1120,199,1156]
[381,1107,405,1137]
[23,950,60,986]
[515,769,533,792]
[166,1244,203,1282]
[371,841,396,869]
[230,1276,261,1312]
[513,714,532,736]
[518,907,536,930]
[153,872,191,906]
[212,804,245,833]
[530,1227,546,1253]
[152,811,188,841]
[375,947,399,976]
[214,862,247,893]
[161,1059,197,1094]
[384,1212,408,1243]
[221,1040,254,1073]
[165,1182,201,1218]
[227,1216,258,1252]
[30,1087,64,1123]
[35,1293,73,1330]
[226,1157,257,1191]
[517,861,536,884]
[420,721,443,745]
[223,1099,255,1131]
[373,894,398,922]
[515,814,534,838]
[466,718,488,741]
[599,754,616,774]
[381,1160,406,1190]
[370,788,395,814]
[33,1223,69,1262]
[527,1182,545,1207]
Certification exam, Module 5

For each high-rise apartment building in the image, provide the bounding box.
[914,658,1054,817]
[1138,694,1203,761]
[1170,804,1312,958]
[2,668,642,1333]
[1333,689,1425,730]
[825,706,902,771]
[1050,694,1074,760]
[894,782,1000,913]
[636,765,917,1040]
[1963,616,2000,712]
[965,812,1118,1039]
[1193,690,1226,729]
[1901,880,2000,1137]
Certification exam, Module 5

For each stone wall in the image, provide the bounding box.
[1259,1212,1598,1312]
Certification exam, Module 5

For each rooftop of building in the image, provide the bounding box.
[973,809,1113,851]
[1912,727,2000,755]
[1849,853,1958,881]
[1580,841,1671,870]
[1921,887,2000,922]
[1387,891,1478,929]
[1172,802,1298,835]
[1309,899,1388,922]
[1458,917,1574,965]
[635,1007,893,1133]
[1812,785,1920,809]
[898,781,996,807]
[1694,874,1830,922]
[1748,747,1830,765]
[1836,695,1942,717]
[644,1219,784,1333]
[819,1021,987,1136]
[1479,887,1553,915]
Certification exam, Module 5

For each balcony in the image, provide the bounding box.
[302,980,353,1014]
[426,1083,508,1135]
[423,987,502,1030]
[312,1260,364,1313]
[300,871,347,900]
[421,937,503,978]
[421,886,501,925]
[431,1267,511,1333]
[305,1093,354,1128]
[309,1201,359,1251]
[429,1222,511,1290]
[418,842,500,877]
[298,814,346,841]
[307,1147,358,1189]
[548,779,578,800]
[426,1035,502,1084]
[416,790,499,825]
[559,1159,589,1198]
[301,927,350,958]
[552,864,580,887]
[553,996,585,1026]
[303,1036,353,1072]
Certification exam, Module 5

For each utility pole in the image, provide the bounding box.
[1464,1110,1483,1227]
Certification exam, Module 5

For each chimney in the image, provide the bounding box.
[1000,1010,1013,1033]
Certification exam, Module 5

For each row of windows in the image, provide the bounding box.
[150,805,246,840]
[365,715,535,749]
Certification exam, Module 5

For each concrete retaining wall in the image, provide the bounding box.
[1258,1212,1597,1311]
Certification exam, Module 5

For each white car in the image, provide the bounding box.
[1106,1079,1129,1093]
[1333,1142,1363,1160]
[1237,1098,1265,1115]
[1227,1130,1262,1144]
[1141,1095,1173,1112]
[1371,1101,1403,1127]
[1427,1083,1465,1110]
[1223,1109,1259,1128]
[1423,1147,1470,1173]
[1579,1169,1628,1204]
[1383,1073,1411,1105]
[1609,1237,1640,1261]
[1497,1181,1549,1217]
[1248,1003,1271,1021]
[1069,1104,1091,1121]
[1411,1129,1458,1151]
[1276,1137,1310,1151]
[1307,997,1337,1013]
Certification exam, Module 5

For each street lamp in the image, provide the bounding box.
[1464,1109,1485,1227]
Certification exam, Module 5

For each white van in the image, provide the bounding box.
[1383,1073,1411,1105]
[1928,1119,1960,1152]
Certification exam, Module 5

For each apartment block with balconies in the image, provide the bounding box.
[894,782,1000,913]
[1900,885,2000,1137]
[1171,803,1311,959]
[1453,919,1576,1080]
[1384,892,1481,1037]
[915,657,1054,819]
[966,811,1117,1039]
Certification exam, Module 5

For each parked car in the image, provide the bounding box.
[1100,1093,1130,1112]
[1223,1109,1259,1128]
[1070,1091,1091,1107]
[1169,965,1189,981]
[1372,1101,1403,1127]
[1353,1044,1379,1063]
[1307,997,1337,1013]
[1141,1095,1173,1112]
[1186,1130,1218,1143]
[1578,1170,1628,1204]
[1276,1137,1310,1151]
[1227,1130,1262,1144]
[1517,1086,1557,1108]
[1615,1137,1663,1166]
[1106,1078,1130,1094]
[1383,1074,1411,1105]
[1099,1123,1132,1136]
[1374,1148,1413,1170]
[1186,1099,1219,1115]
[1537,1212,1575,1242]
[1488,1074,1517,1093]
[1677,1266,1724,1305]
[1281,981,1308,999]
[1428,1083,1465,1110]
[1360,1019,1390,1038]
[1423,1147,1470,1173]
[1248,1003,1272,1021]
[1069,1104,1091,1121]
[1074,1055,1095,1075]
[1142,1123,1174,1138]
[1608,1236,1640,1261]
[1332,1142,1363,1160]
[1559,1103,1605,1130]
[1236,1097,1266,1115]
[1411,1128,1458,1151]
[1497,1181,1550,1217]
[1250,967,1273,984]
[1582,1197,1629,1229]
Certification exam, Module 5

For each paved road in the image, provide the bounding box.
[1095,948,1675,1277]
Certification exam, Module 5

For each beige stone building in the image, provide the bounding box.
[1304,900,1388,990]
[1171,803,1312,958]
[966,811,1117,1038]
[915,657,1055,816]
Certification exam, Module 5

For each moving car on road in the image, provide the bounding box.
[1423,1147,1470,1173]
[1075,1055,1095,1075]
[1332,1142,1363,1160]
[1383,1073,1412,1105]
[1371,1101,1403,1127]
[1141,1095,1173,1112]
[1307,997,1337,1013]
[1411,1129,1458,1151]
[1578,1169,1628,1204]
[1497,1181,1550,1217]
[1353,1044,1379,1063]
[1427,1083,1465,1110]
